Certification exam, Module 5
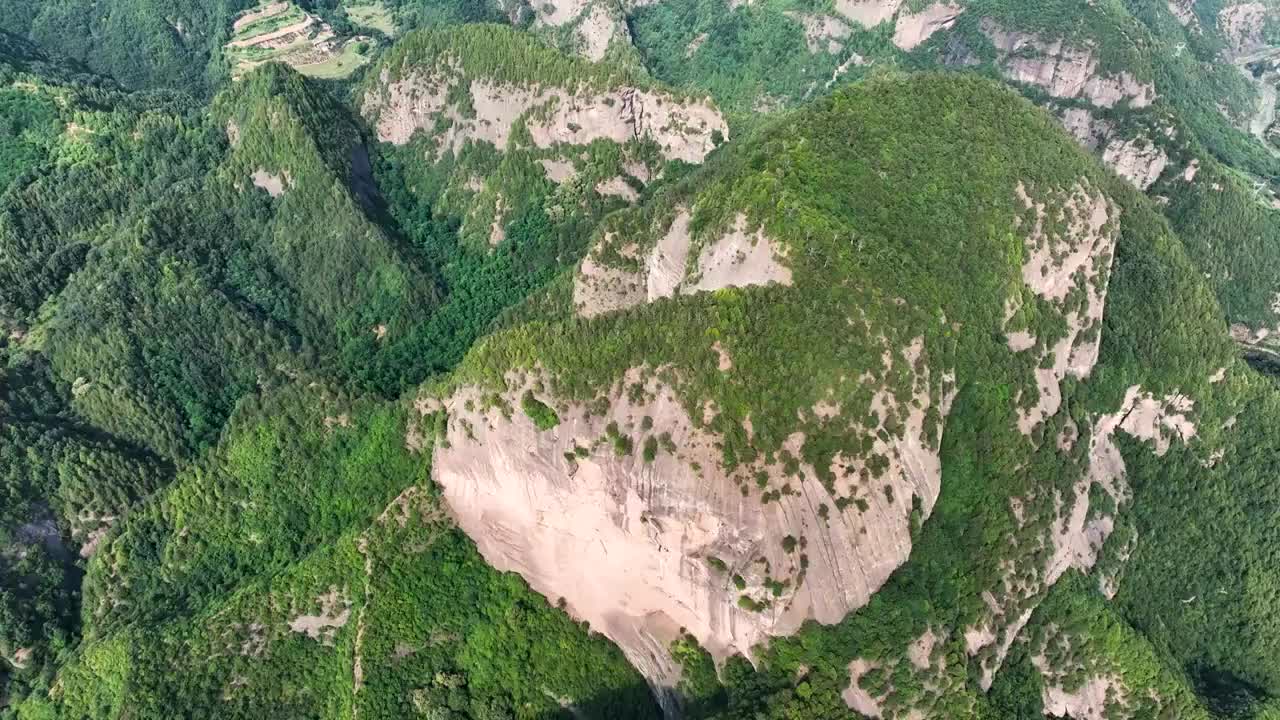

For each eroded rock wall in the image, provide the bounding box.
[363,69,726,165]
[980,20,1156,109]
[422,337,953,709]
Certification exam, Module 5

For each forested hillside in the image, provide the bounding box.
[4,2,1280,720]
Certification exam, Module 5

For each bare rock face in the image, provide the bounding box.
[1101,136,1169,190]
[892,2,964,51]
[1219,2,1268,55]
[785,12,854,54]
[1059,107,1114,151]
[836,375,1195,710]
[1056,109,1170,191]
[1006,181,1118,434]
[959,384,1198,691]
[423,341,955,712]
[573,211,792,318]
[501,0,632,61]
[830,0,962,50]
[576,3,628,61]
[363,70,727,165]
[1167,0,1198,27]
[834,0,904,28]
[980,20,1156,109]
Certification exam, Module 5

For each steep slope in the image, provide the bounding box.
[361,25,726,248]
[623,0,1280,372]
[18,384,658,720]
[0,0,257,94]
[9,10,1280,720]
[350,25,729,391]
[213,64,441,377]
[406,72,1201,713]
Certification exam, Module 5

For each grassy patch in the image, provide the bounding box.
[346,2,396,36]
[294,41,371,80]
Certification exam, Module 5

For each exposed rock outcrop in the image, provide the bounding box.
[363,71,727,165]
[980,20,1156,108]
[1007,181,1118,434]
[1057,108,1171,190]
[785,12,853,54]
[963,384,1198,688]
[1101,136,1169,190]
[1167,0,1198,27]
[892,2,964,51]
[250,169,290,197]
[423,339,955,710]
[573,211,792,317]
[1219,2,1268,55]
[834,0,903,28]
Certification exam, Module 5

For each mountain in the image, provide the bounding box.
[5,4,1280,720]
[409,70,1269,718]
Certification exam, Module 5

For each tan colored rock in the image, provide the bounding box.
[907,628,939,670]
[892,3,964,51]
[251,169,290,197]
[1012,181,1118,434]
[968,383,1198,688]
[540,158,578,184]
[596,176,639,202]
[1219,2,1268,55]
[534,0,590,27]
[574,212,791,318]
[288,587,352,645]
[686,215,794,294]
[577,3,624,61]
[1167,0,1197,27]
[1041,672,1124,720]
[786,12,853,54]
[842,659,884,717]
[365,72,727,166]
[1059,107,1114,151]
[686,32,709,58]
[1182,158,1201,182]
[834,0,903,28]
[426,339,954,709]
[981,20,1156,108]
[1102,136,1169,190]
[7,647,33,670]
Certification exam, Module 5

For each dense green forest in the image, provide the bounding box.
[4,1,1280,719]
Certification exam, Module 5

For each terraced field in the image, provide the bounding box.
[225,1,372,79]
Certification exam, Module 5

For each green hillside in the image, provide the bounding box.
[5,8,1280,720]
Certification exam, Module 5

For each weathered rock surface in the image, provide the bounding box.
[785,12,853,54]
[980,20,1156,108]
[363,70,726,165]
[573,211,792,317]
[834,0,904,28]
[1219,2,1268,55]
[1057,108,1171,190]
[1007,181,1118,434]
[1168,0,1198,27]
[1101,136,1169,190]
[892,2,964,51]
[962,384,1198,690]
[425,340,954,711]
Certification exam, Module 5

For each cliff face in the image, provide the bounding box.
[363,71,724,165]
[978,19,1156,109]
[360,25,726,248]
[409,75,1159,712]
[426,334,953,711]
